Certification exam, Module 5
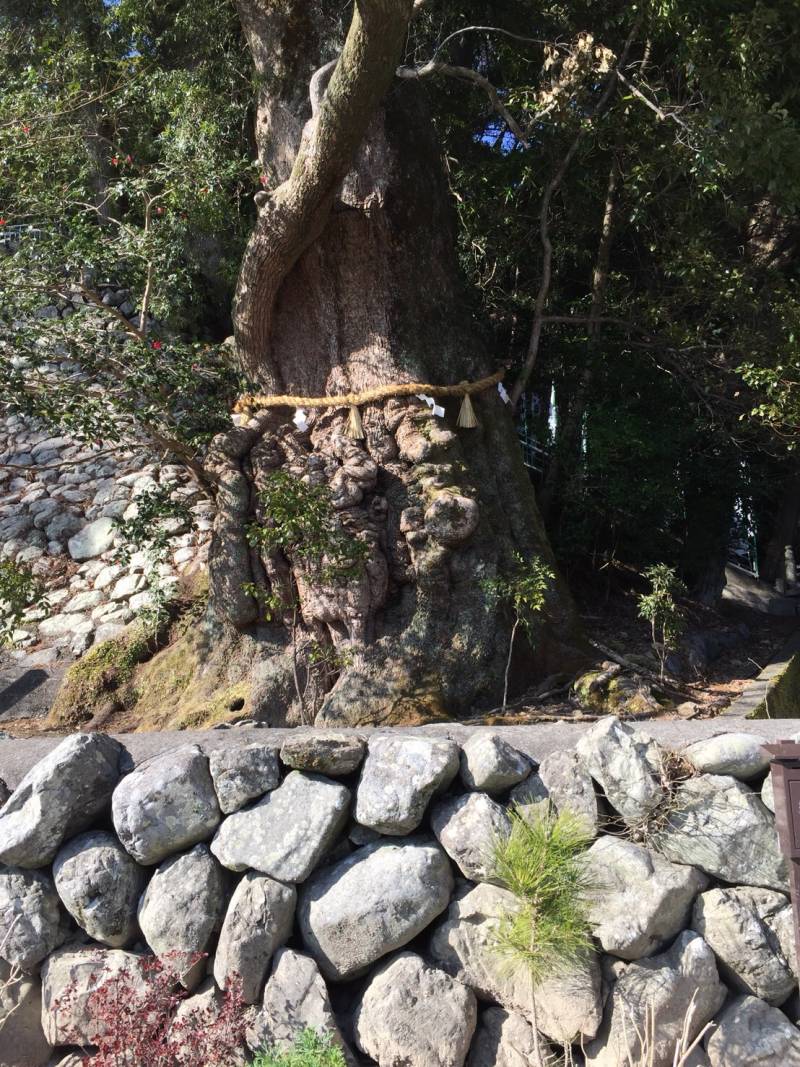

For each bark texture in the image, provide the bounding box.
[203,1,586,726]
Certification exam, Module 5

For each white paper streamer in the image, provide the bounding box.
[416,393,445,418]
[293,408,309,432]
[497,382,511,404]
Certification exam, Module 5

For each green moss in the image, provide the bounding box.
[572,670,606,711]
[48,626,152,729]
[173,680,251,730]
[748,650,800,719]
[572,671,660,718]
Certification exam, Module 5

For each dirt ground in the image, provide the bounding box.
[1,584,795,737]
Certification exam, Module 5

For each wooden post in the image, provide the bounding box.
[765,740,800,973]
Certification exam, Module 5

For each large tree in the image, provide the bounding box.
[204,0,586,725]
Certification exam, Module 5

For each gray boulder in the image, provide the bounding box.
[299,837,453,980]
[692,886,796,1005]
[762,774,775,813]
[40,945,144,1046]
[429,883,528,1010]
[52,831,146,948]
[0,961,51,1067]
[584,931,726,1067]
[431,792,510,883]
[353,951,477,1067]
[211,771,350,882]
[354,736,459,834]
[67,517,115,560]
[112,745,221,865]
[654,774,787,890]
[535,954,604,1046]
[213,872,296,1003]
[280,733,366,777]
[429,882,602,1045]
[575,716,665,827]
[466,1006,555,1067]
[705,994,800,1066]
[248,948,354,1064]
[137,844,226,988]
[584,836,707,959]
[45,513,82,544]
[0,734,122,868]
[209,743,281,814]
[168,979,251,1066]
[0,867,67,971]
[684,733,769,780]
[507,772,549,819]
[460,734,531,793]
[511,749,600,837]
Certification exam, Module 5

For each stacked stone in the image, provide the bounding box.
[0,412,212,659]
[0,720,799,1067]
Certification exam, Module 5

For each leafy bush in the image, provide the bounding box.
[637,564,687,680]
[0,560,44,645]
[251,1029,347,1067]
[246,471,368,583]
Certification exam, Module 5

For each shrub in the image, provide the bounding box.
[0,559,44,645]
[481,552,554,709]
[251,1029,347,1067]
[52,952,247,1066]
[637,564,687,681]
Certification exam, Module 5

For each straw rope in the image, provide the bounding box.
[233,368,505,414]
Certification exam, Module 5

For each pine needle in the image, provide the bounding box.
[490,805,598,987]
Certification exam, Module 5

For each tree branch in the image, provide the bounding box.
[233,0,415,384]
[616,70,691,131]
[431,25,562,59]
[396,61,530,147]
[510,21,642,406]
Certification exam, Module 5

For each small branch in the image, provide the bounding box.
[138,194,162,335]
[76,286,147,343]
[503,616,521,711]
[397,61,529,147]
[587,639,694,698]
[431,25,562,59]
[616,70,691,131]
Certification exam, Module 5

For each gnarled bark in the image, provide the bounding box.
[202,0,586,727]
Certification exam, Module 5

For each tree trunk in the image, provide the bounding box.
[200,2,586,727]
[762,456,800,584]
[682,444,737,607]
[540,153,621,526]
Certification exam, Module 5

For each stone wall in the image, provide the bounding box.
[0,717,799,1067]
[1,286,212,710]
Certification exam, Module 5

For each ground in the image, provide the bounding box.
[1,573,794,737]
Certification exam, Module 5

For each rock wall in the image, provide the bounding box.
[1,286,212,718]
[0,717,799,1067]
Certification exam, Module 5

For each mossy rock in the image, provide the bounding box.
[572,669,607,712]
[48,626,152,729]
[573,669,661,718]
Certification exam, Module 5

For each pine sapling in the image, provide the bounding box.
[491,805,598,1065]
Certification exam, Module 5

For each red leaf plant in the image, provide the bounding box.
[51,951,249,1066]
